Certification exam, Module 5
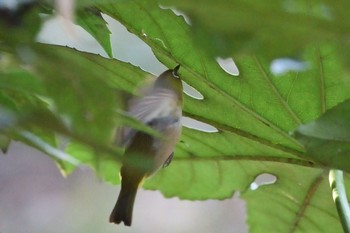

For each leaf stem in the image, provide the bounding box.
[329,169,350,233]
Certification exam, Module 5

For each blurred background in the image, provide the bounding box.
[0,11,248,233]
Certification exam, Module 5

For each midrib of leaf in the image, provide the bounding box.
[288,170,327,233]
[174,155,316,167]
[184,111,305,159]
[253,55,303,126]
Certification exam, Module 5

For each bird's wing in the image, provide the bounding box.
[118,88,179,148]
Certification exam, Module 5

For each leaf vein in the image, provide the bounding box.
[288,170,326,233]
[174,155,317,168]
[253,55,302,125]
[184,112,305,158]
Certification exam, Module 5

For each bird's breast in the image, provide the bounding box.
[147,118,182,176]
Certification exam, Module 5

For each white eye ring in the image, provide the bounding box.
[172,71,180,78]
[172,65,180,78]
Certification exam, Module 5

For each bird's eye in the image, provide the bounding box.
[172,71,180,79]
[172,65,180,78]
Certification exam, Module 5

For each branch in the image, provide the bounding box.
[329,169,350,233]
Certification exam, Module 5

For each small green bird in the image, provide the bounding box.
[109,65,183,226]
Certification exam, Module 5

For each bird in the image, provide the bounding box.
[109,65,183,226]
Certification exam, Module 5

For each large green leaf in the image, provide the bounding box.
[30,44,160,168]
[34,45,117,144]
[98,0,350,165]
[95,1,350,232]
[0,42,155,170]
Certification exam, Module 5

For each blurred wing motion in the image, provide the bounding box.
[119,87,181,148]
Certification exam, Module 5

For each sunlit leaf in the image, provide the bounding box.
[95,2,350,232]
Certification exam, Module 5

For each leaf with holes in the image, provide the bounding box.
[94,1,350,232]
[3,1,350,232]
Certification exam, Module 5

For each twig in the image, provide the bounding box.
[329,169,350,233]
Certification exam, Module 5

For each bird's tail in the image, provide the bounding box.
[109,173,142,226]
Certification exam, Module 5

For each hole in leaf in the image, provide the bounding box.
[270,58,308,75]
[159,5,192,25]
[249,173,277,191]
[216,57,239,76]
[182,81,204,100]
[102,14,167,74]
[182,117,218,133]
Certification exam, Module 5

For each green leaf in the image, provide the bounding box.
[294,99,350,170]
[95,2,350,232]
[159,0,350,59]
[244,168,342,233]
[0,69,43,95]
[16,129,79,164]
[98,1,350,168]
[28,44,156,173]
[64,140,121,182]
[0,42,154,174]
[76,7,113,57]
[33,44,141,145]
